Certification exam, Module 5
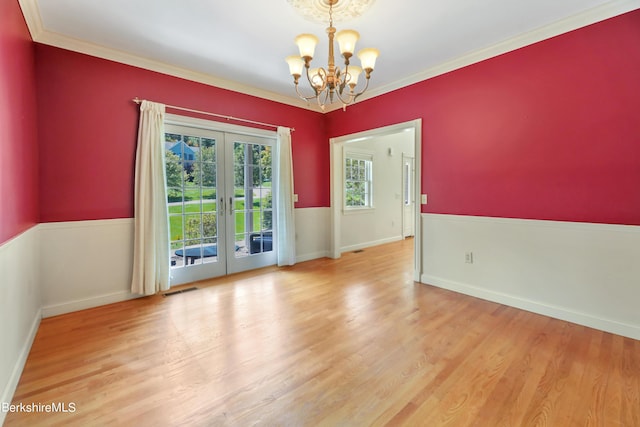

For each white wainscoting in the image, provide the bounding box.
[294,207,331,262]
[421,213,640,340]
[38,209,331,317]
[0,226,41,424]
[39,219,138,318]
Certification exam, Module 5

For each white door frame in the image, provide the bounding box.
[402,154,416,238]
[329,119,423,281]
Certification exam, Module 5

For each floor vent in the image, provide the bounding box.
[163,287,198,297]
[353,249,364,253]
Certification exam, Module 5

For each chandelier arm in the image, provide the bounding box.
[303,65,318,96]
[305,66,329,94]
[317,88,331,110]
[351,76,371,101]
[334,86,354,105]
[295,82,319,102]
[294,82,321,103]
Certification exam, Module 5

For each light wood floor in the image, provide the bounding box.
[5,238,640,426]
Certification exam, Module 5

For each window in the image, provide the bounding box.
[344,153,373,209]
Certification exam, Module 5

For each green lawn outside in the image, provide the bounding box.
[169,199,267,243]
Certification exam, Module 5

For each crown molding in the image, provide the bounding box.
[19,0,640,114]
[40,30,324,111]
[18,0,323,112]
[17,0,44,39]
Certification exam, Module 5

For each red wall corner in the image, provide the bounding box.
[0,0,39,244]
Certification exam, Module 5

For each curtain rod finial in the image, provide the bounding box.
[132,97,141,104]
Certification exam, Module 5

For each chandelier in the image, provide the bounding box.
[285,0,379,111]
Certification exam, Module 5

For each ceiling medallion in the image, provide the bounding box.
[287,0,375,24]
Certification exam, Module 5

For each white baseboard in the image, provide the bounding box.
[0,310,40,426]
[422,274,640,341]
[296,250,330,263]
[41,290,140,318]
[341,235,403,253]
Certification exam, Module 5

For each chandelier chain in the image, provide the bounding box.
[329,1,334,27]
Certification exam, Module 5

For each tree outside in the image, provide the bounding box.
[165,151,188,202]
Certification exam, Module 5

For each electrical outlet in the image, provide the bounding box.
[421,194,428,204]
[293,194,299,202]
[465,251,473,264]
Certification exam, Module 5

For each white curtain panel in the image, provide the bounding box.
[130,100,170,295]
[275,127,296,266]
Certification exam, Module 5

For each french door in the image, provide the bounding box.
[165,121,276,286]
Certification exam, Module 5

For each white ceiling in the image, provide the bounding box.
[19,0,640,112]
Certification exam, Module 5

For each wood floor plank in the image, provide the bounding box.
[4,238,640,426]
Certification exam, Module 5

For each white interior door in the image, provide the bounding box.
[164,123,276,286]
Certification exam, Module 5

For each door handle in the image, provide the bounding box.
[219,197,224,216]
[229,197,233,216]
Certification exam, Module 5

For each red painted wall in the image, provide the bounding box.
[326,10,640,226]
[33,9,640,226]
[0,0,39,244]
[35,45,327,222]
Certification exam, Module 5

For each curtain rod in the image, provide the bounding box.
[132,97,294,132]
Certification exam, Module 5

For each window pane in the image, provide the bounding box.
[235,165,245,187]
[234,142,245,165]
[202,188,216,212]
[165,151,186,188]
[202,213,217,240]
[202,237,217,264]
[184,214,202,240]
[250,210,260,232]
[262,210,273,232]
[185,136,200,148]
[169,214,184,242]
[251,144,261,165]
[261,146,272,184]
[167,188,184,205]
[211,163,218,188]
[234,212,245,234]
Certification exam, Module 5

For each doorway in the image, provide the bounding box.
[165,116,277,286]
[330,119,422,281]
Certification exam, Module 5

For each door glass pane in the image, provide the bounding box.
[233,141,273,258]
[165,132,219,269]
